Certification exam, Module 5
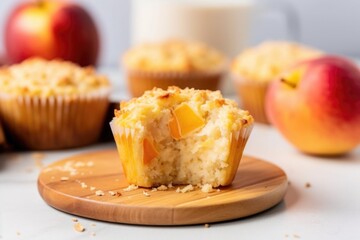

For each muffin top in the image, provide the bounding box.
[0,58,110,97]
[123,40,226,73]
[113,86,253,132]
[231,41,322,82]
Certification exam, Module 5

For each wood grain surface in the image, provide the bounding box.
[37,150,288,225]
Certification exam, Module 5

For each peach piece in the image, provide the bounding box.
[169,103,205,140]
[142,137,159,165]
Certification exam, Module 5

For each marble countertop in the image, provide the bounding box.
[1,68,360,240]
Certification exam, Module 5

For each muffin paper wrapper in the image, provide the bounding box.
[232,75,270,124]
[223,124,254,185]
[110,120,253,187]
[125,69,225,97]
[0,89,110,150]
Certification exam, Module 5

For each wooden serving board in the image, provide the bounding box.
[38,150,288,225]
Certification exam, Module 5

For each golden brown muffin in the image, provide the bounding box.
[0,58,110,150]
[122,40,227,97]
[231,41,322,124]
[110,87,253,187]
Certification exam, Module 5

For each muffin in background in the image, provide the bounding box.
[122,40,227,97]
[231,41,322,124]
[110,86,253,187]
[0,58,110,150]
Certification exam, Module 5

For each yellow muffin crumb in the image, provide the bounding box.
[111,87,253,187]
[232,41,322,82]
[0,58,110,96]
[123,40,226,73]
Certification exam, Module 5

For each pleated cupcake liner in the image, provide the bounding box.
[125,69,225,97]
[0,88,110,150]
[110,120,253,187]
[222,125,254,186]
[232,75,270,124]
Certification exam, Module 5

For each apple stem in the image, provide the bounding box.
[280,78,297,88]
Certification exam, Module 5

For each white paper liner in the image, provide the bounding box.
[0,88,110,150]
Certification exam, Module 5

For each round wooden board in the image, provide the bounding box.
[38,150,288,225]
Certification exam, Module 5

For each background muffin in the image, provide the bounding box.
[0,58,110,150]
[110,87,253,187]
[231,41,322,124]
[123,40,227,97]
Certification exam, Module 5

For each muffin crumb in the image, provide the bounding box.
[74,222,85,232]
[201,184,214,193]
[305,182,311,188]
[204,224,210,228]
[60,177,69,181]
[177,184,194,193]
[157,185,168,191]
[95,190,104,196]
[72,218,78,222]
[108,191,121,197]
[123,184,138,192]
[143,191,151,197]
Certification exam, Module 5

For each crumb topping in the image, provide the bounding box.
[123,40,226,73]
[232,41,322,82]
[0,58,110,96]
[113,86,253,131]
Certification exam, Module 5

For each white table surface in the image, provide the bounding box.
[1,68,360,240]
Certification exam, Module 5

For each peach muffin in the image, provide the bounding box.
[110,87,253,187]
[0,58,110,150]
[122,40,227,97]
[231,41,322,124]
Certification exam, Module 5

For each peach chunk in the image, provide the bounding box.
[169,103,205,140]
[143,137,159,164]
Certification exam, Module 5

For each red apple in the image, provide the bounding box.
[5,0,99,66]
[266,56,360,155]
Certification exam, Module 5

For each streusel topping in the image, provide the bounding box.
[0,58,110,96]
[123,40,226,73]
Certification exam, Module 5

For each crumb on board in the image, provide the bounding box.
[74,222,85,232]
[95,190,105,196]
[305,182,311,188]
[143,190,150,197]
[204,223,210,228]
[16,231,21,236]
[201,184,214,193]
[91,223,96,227]
[293,234,301,238]
[60,177,69,181]
[81,182,88,189]
[157,185,168,191]
[108,191,121,197]
[151,188,158,192]
[123,184,138,192]
[90,187,96,191]
[177,184,194,193]
[72,218,78,222]
[91,232,96,236]
[167,183,174,188]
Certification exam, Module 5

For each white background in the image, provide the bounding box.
[1,0,360,66]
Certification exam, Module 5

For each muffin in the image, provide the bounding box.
[231,41,322,124]
[110,87,253,187]
[123,40,227,97]
[0,58,110,150]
